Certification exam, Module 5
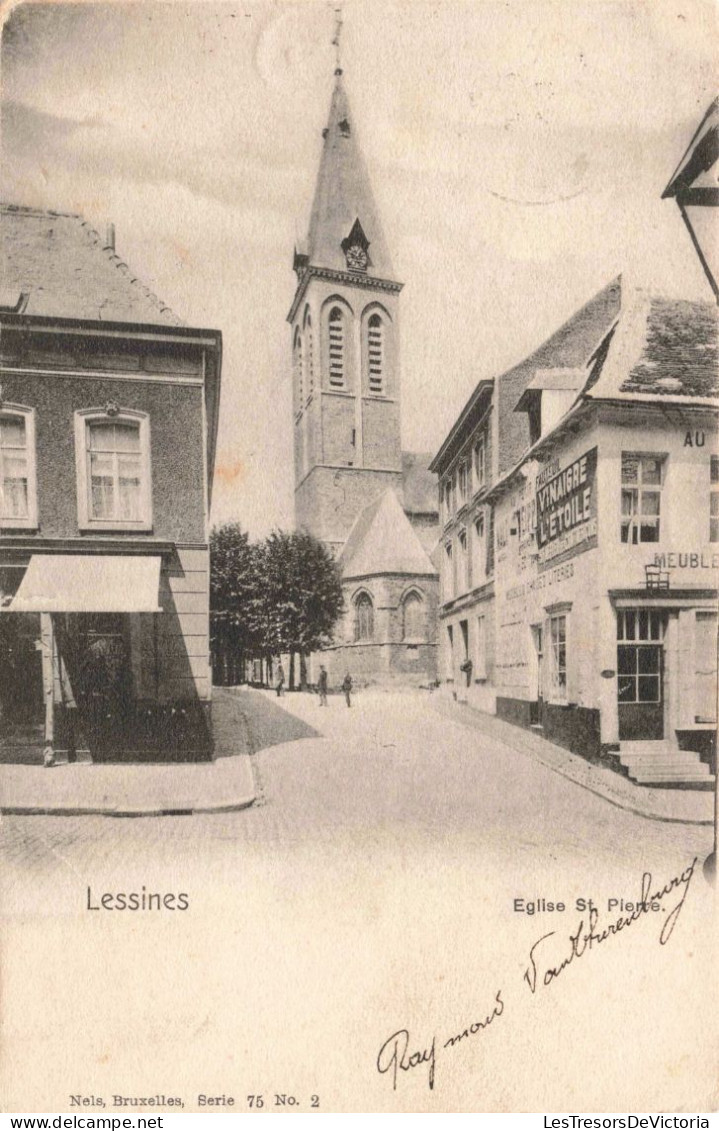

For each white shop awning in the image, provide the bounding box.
[7,554,162,614]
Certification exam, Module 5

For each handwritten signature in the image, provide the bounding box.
[375,859,696,1090]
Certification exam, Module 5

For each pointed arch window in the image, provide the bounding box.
[402,591,425,641]
[367,313,384,394]
[354,592,374,641]
[303,310,314,399]
[293,329,304,408]
[328,307,345,389]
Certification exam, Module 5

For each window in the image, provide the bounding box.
[402,591,424,641]
[328,307,345,389]
[293,329,304,408]
[443,478,454,520]
[0,408,37,528]
[710,457,719,542]
[354,592,374,641]
[475,614,487,679]
[458,463,467,504]
[367,314,384,394]
[548,613,568,701]
[473,434,486,491]
[458,529,468,592]
[617,608,665,704]
[75,410,151,530]
[473,514,486,586]
[443,542,454,601]
[303,310,314,399]
[621,453,664,543]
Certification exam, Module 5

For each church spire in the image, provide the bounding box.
[304,68,395,279]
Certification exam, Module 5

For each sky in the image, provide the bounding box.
[1,0,716,535]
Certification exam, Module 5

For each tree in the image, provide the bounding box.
[209,523,263,685]
[261,530,344,689]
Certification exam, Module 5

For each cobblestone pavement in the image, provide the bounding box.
[2,689,714,1113]
[1,688,711,888]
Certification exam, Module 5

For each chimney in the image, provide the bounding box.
[105,222,116,252]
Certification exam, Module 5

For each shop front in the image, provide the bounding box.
[0,552,212,763]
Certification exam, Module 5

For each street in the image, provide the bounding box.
[1,689,715,1112]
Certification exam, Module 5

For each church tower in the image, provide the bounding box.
[288,68,404,555]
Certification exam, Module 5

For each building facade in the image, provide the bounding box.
[0,205,221,763]
[435,282,718,786]
[289,71,439,686]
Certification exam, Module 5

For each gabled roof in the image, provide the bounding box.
[304,71,394,279]
[0,204,182,325]
[401,451,438,515]
[663,97,719,204]
[585,290,718,403]
[338,489,437,579]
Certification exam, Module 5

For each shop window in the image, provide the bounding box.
[621,453,664,543]
[402,591,424,641]
[616,608,665,704]
[548,613,568,702]
[354,592,374,641]
[75,410,152,531]
[0,407,37,529]
[473,434,486,491]
[710,457,719,542]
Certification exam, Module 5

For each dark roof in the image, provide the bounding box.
[401,451,438,514]
[587,293,718,400]
[0,204,182,325]
[305,72,394,278]
[663,97,719,202]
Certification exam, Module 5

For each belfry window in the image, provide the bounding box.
[328,307,345,389]
[293,330,304,407]
[367,314,384,394]
[304,313,314,398]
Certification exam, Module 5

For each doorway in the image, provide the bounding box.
[617,608,665,740]
[530,623,544,727]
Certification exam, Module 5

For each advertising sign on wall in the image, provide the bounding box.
[536,447,598,567]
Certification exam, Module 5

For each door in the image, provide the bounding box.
[0,613,44,759]
[617,608,665,740]
[530,624,544,726]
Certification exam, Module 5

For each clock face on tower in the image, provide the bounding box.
[346,243,368,272]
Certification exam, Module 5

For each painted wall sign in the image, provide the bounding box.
[535,447,598,566]
[653,551,719,571]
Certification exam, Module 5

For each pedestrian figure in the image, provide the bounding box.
[318,665,328,706]
[342,671,353,707]
[275,661,285,697]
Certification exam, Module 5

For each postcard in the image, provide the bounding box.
[0,0,716,1115]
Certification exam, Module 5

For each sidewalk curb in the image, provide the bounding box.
[431,699,714,827]
[0,795,257,818]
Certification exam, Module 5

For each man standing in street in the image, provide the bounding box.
[275,661,285,697]
[342,671,353,707]
[318,664,328,706]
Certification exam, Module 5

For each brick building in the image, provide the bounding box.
[0,205,222,762]
[288,71,439,685]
